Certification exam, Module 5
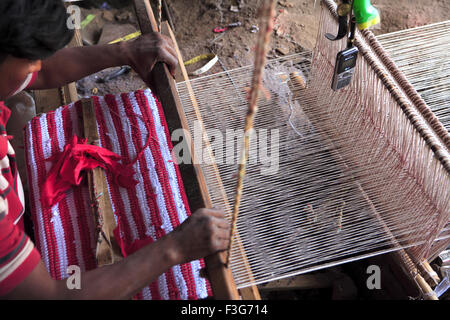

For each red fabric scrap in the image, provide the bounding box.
[213,27,227,33]
[41,135,138,208]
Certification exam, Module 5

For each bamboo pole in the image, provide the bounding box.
[226,0,277,267]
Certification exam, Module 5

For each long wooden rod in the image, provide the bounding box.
[81,98,122,266]
[133,0,246,300]
[161,22,261,300]
[227,0,276,267]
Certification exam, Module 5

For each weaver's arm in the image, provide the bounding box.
[3,209,230,300]
[27,33,177,91]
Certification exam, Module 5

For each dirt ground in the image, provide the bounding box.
[165,0,450,67]
[76,0,450,96]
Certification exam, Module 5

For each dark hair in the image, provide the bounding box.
[0,0,74,62]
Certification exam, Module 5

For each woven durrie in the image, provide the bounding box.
[24,89,211,300]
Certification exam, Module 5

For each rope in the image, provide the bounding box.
[225,0,277,268]
[157,0,162,32]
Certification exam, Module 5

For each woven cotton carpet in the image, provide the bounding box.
[24,89,211,300]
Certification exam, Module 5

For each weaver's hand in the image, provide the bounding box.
[121,33,178,88]
[169,208,231,265]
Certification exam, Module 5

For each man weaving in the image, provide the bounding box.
[0,0,230,299]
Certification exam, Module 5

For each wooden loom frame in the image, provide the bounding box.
[302,0,448,299]
[131,0,440,300]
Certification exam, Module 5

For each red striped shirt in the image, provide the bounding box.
[0,73,40,296]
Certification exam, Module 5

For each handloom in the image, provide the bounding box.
[174,0,450,297]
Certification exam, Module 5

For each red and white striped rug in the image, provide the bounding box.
[24,89,211,299]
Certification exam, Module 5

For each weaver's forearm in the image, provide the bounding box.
[4,208,230,299]
[5,233,179,300]
[29,44,129,90]
[63,234,178,300]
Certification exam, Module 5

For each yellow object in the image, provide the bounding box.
[357,15,381,30]
[184,54,216,66]
[81,14,96,29]
[108,31,142,44]
[184,54,218,76]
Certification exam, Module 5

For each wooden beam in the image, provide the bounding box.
[133,0,249,300]
[162,21,260,300]
[81,98,122,266]
[258,273,340,291]
[418,259,440,288]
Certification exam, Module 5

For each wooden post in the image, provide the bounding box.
[81,98,122,266]
[162,21,261,300]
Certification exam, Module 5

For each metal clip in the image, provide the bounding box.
[325,2,352,41]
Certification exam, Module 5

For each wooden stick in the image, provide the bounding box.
[161,22,261,299]
[133,0,258,299]
[81,98,122,266]
[414,273,439,300]
[34,28,82,114]
[226,0,276,267]
[418,259,440,288]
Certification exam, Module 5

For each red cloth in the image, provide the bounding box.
[0,102,25,228]
[41,135,138,208]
